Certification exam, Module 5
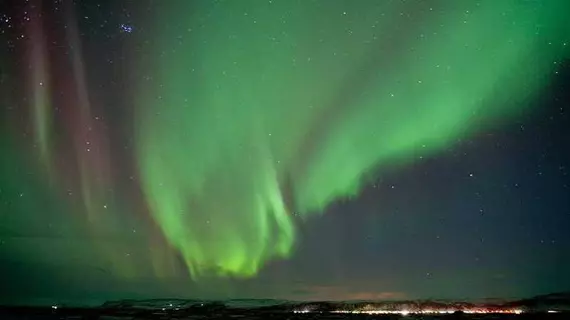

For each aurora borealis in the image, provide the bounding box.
[1,0,570,305]
[136,0,568,278]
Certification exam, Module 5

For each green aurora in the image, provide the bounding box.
[135,0,569,278]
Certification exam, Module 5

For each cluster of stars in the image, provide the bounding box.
[119,23,133,33]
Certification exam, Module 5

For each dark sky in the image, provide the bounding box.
[0,0,569,306]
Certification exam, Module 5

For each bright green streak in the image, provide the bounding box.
[136,0,569,278]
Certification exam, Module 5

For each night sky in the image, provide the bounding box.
[1,0,569,306]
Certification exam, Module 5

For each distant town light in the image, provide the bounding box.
[328,308,525,315]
